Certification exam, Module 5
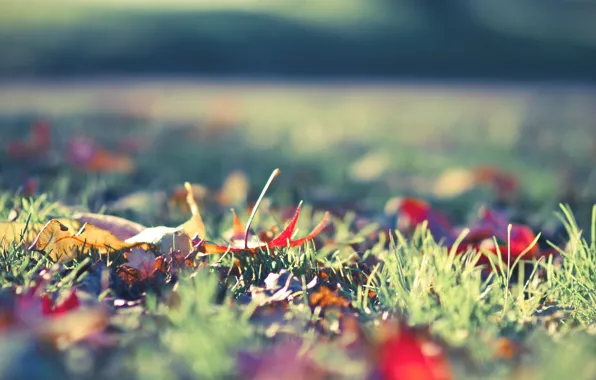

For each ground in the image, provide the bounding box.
[0,81,595,379]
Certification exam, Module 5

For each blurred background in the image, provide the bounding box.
[2,0,596,220]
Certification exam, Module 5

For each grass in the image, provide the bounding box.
[0,82,595,378]
[0,191,594,378]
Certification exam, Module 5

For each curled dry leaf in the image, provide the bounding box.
[180,181,206,238]
[29,220,151,262]
[118,251,167,285]
[123,182,207,256]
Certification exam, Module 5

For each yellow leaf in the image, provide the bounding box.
[0,220,74,249]
[29,220,151,262]
[180,181,206,238]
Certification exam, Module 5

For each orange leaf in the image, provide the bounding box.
[309,285,350,309]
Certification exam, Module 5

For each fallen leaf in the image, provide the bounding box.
[492,337,522,361]
[385,197,453,240]
[12,282,109,346]
[250,270,317,305]
[432,168,477,198]
[168,183,209,214]
[473,166,519,202]
[309,286,350,310]
[41,290,80,317]
[5,120,51,159]
[348,151,390,183]
[237,341,327,380]
[0,221,44,248]
[376,324,452,380]
[180,182,206,239]
[118,251,167,284]
[122,183,207,256]
[29,220,150,262]
[386,197,550,267]
[198,203,329,254]
[67,137,135,174]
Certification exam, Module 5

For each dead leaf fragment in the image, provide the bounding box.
[309,286,350,310]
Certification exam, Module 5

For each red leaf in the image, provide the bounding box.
[67,137,134,174]
[200,207,329,254]
[283,211,330,248]
[42,291,80,317]
[391,198,453,240]
[473,166,519,201]
[5,120,52,159]
[377,325,452,380]
[267,204,303,247]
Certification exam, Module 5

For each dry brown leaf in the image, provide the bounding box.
[0,219,77,249]
[309,286,350,309]
[29,220,151,262]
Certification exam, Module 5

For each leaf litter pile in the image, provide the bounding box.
[0,119,595,380]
